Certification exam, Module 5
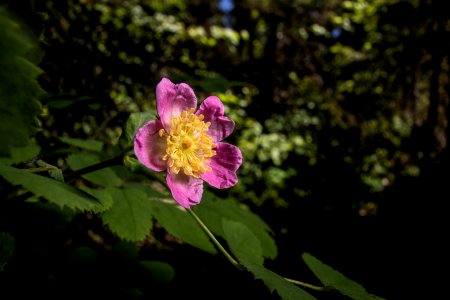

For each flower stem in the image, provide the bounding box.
[283,277,327,291]
[186,208,243,270]
[186,208,327,292]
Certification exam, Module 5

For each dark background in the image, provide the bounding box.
[1,0,449,299]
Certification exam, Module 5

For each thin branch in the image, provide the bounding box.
[64,154,124,182]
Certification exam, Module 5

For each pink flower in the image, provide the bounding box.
[134,78,242,208]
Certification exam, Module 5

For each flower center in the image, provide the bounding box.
[159,108,216,178]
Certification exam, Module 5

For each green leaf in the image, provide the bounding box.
[0,8,43,158]
[59,137,104,152]
[247,262,317,300]
[36,159,64,182]
[124,182,169,199]
[222,219,264,265]
[194,191,277,260]
[137,260,175,283]
[81,187,113,213]
[0,165,104,211]
[222,220,315,300]
[48,167,64,182]
[66,153,123,187]
[123,111,156,144]
[101,186,154,242]
[0,232,14,272]
[0,142,41,165]
[302,253,385,300]
[149,200,216,254]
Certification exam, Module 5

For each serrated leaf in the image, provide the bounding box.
[194,191,277,260]
[222,220,315,300]
[59,137,104,152]
[101,186,153,242]
[302,253,385,300]
[81,187,113,213]
[0,8,43,158]
[245,262,317,300]
[149,200,216,254]
[66,153,123,187]
[0,165,104,211]
[0,232,14,272]
[124,111,156,144]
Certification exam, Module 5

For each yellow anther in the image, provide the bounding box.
[162,108,216,178]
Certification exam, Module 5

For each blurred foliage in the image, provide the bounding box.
[1,0,449,299]
[0,7,43,159]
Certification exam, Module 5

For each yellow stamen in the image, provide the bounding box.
[161,108,216,178]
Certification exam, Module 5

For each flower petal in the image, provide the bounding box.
[201,142,242,189]
[167,171,204,208]
[134,120,167,172]
[196,96,235,142]
[156,78,197,131]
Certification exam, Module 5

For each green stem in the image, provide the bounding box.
[65,154,124,182]
[61,154,327,292]
[186,208,327,292]
[283,277,327,291]
[186,208,243,270]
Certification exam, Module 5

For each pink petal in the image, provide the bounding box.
[167,171,204,208]
[134,120,167,172]
[156,78,197,131]
[201,142,242,189]
[196,96,235,142]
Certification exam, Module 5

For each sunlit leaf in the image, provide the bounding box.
[149,200,216,254]
[302,253,385,300]
[0,232,14,272]
[222,220,316,300]
[101,186,154,242]
[194,191,277,260]
[222,219,263,265]
[0,165,104,212]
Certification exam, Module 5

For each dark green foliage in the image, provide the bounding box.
[303,253,384,300]
[0,8,43,158]
[0,232,14,271]
[195,190,277,260]
[1,1,447,299]
[223,220,316,300]
[0,165,107,212]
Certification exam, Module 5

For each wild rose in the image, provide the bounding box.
[134,78,242,208]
